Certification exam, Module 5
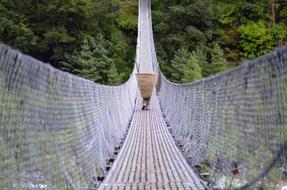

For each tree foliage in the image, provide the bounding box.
[62,35,120,85]
[152,0,287,83]
[238,21,286,59]
[1,0,287,84]
[208,43,229,76]
[0,0,137,84]
[170,48,202,83]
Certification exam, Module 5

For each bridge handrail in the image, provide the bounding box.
[156,45,287,189]
[0,44,137,189]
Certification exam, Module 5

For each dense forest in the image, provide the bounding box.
[0,0,287,84]
[153,0,287,82]
[0,0,138,85]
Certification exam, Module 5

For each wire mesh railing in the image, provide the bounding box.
[0,44,137,190]
[157,46,287,189]
[1,0,287,188]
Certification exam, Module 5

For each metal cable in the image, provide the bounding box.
[0,44,137,189]
[157,46,287,189]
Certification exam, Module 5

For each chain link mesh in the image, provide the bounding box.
[1,0,287,188]
[157,46,287,189]
[0,44,137,190]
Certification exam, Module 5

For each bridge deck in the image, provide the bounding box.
[98,96,205,190]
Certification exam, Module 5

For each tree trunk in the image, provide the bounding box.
[272,2,276,26]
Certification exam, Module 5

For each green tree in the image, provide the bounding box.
[62,35,120,85]
[203,43,228,76]
[278,3,287,23]
[238,21,286,59]
[171,48,202,83]
[0,0,39,53]
[29,0,113,65]
[114,0,138,30]
[1,0,287,84]
[109,29,131,81]
[181,51,203,83]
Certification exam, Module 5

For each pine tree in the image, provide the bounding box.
[62,34,120,85]
[203,44,228,77]
[62,36,101,82]
[171,48,202,83]
[0,0,39,53]
[195,48,209,77]
[107,63,120,85]
[181,51,202,83]
[109,29,131,81]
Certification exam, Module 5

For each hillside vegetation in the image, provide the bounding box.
[152,0,287,82]
[0,0,286,84]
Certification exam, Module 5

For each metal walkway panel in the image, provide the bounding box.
[98,96,205,190]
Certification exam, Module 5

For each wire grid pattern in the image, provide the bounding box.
[0,44,137,190]
[157,46,287,188]
[0,0,286,188]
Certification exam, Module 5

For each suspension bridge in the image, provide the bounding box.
[0,0,287,189]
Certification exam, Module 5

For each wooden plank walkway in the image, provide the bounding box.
[98,96,205,190]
